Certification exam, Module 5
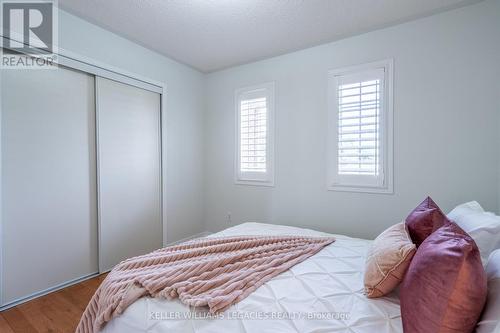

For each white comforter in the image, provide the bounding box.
[101,223,403,333]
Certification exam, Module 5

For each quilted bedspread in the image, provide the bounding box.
[101,223,403,333]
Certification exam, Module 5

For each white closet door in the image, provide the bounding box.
[1,67,98,305]
[96,77,162,272]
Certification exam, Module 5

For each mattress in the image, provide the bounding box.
[101,223,403,333]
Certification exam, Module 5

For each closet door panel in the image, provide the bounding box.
[96,77,162,272]
[1,67,98,304]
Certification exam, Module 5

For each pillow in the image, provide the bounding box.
[400,222,487,333]
[447,201,500,266]
[405,196,449,246]
[364,222,416,298]
[447,200,484,219]
[476,249,500,333]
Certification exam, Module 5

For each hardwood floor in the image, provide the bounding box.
[0,274,106,333]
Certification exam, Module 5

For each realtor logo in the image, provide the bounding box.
[1,0,58,68]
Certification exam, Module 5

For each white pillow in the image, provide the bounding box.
[476,250,500,333]
[447,200,485,218]
[447,201,500,266]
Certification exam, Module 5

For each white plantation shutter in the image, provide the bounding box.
[337,70,382,177]
[235,83,275,185]
[328,60,393,193]
[240,97,267,173]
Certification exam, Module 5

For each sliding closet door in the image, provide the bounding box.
[96,77,162,272]
[1,67,98,305]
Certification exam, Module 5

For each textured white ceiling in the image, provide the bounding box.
[58,0,481,72]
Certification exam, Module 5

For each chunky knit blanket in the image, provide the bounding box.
[77,235,335,332]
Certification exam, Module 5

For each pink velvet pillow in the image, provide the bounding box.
[405,196,449,246]
[400,222,487,333]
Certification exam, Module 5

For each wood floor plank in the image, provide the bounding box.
[0,314,15,333]
[1,307,38,333]
[16,297,62,333]
[0,273,106,333]
[59,284,94,312]
[37,290,86,332]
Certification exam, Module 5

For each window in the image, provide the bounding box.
[235,82,275,186]
[327,60,393,193]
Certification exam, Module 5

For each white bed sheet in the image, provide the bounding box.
[101,223,403,333]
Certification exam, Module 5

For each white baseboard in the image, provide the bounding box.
[167,231,212,246]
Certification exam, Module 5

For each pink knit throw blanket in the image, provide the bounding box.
[77,235,335,332]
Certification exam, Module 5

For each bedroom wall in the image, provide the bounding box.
[58,10,206,244]
[204,0,500,239]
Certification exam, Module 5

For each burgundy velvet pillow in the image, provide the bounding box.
[400,222,487,333]
[405,196,449,246]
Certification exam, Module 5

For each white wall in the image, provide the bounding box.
[15,2,500,244]
[58,10,206,243]
[204,0,500,239]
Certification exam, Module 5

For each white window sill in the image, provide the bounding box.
[235,179,275,187]
[327,184,394,194]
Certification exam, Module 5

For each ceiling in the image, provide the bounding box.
[58,0,481,73]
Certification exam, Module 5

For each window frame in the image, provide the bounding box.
[234,82,275,187]
[327,59,394,194]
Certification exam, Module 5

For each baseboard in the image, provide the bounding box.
[0,272,100,312]
[167,231,212,246]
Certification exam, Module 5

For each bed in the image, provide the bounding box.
[101,223,403,333]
